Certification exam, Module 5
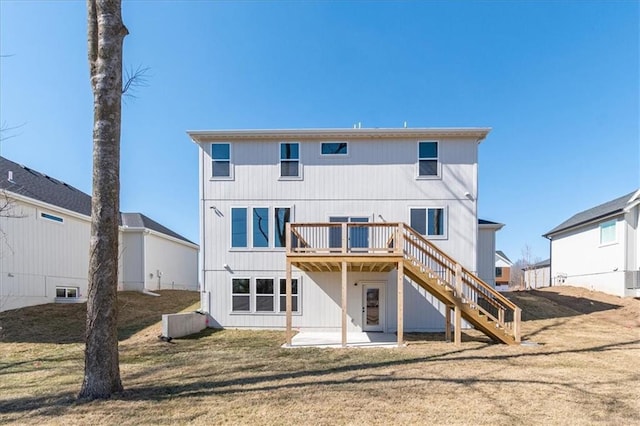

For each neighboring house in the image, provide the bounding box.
[0,156,199,312]
[494,250,512,291]
[523,258,550,289]
[477,220,505,288]
[543,189,640,297]
[189,127,522,345]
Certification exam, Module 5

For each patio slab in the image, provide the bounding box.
[283,332,403,348]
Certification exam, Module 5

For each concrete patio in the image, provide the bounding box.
[283,332,403,348]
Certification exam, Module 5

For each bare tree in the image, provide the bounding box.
[78,0,128,400]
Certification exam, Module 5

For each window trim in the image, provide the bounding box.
[409,206,448,240]
[279,142,302,180]
[320,141,349,156]
[255,277,276,313]
[229,277,302,315]
[416,140,440,179]
[211,142,233,180]
[231,277,251,313]
[599,220,617,246]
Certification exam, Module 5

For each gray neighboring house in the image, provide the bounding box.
[523,258,550,289]
[543,189,640,297]
[0,156,199,312]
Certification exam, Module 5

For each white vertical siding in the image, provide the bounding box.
[120,232,144,291]
[144,233,198,291]
[551,217,627,296]
[198,135,482,330]
[477,228,496,286]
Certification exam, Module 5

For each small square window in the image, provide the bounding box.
[599,221,616,245]
[410,207,446,238]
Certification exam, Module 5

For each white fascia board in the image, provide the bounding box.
[187,127,491,143]
[130,226,199,250]
[4,190,91,223]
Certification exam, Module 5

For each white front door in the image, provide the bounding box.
[362,282,385,332]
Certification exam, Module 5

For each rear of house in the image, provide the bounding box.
[190,128,515,337]
[544,190,640,297]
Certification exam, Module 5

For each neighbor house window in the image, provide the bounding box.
[600,220,616,245]
[211,143,231,178]
[279,278,299,312]
[496,267,503,277]
[252,208,269,248]
[418,141,438,177]
[231,208,248,248]
[274,207,291,248]
[41,212,64,223]
[280,143,300,178]
[232,278,250,312]
[321,142,348,155]
[56,287,78,298]
[256,278,275,312]
[410,208,446,238]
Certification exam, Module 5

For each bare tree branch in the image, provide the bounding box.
[122,64,150,100]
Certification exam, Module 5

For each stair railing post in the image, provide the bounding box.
[454,263,463,345]
[286,222,292,253]
[514,307,522,343]
[396,223,404,255]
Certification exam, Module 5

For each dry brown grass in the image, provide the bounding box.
[1,287,639,425]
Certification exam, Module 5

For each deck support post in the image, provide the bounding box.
[397,260,404,347]
[445,307,452,342]
[341,261,348,348]
[514,307,521,343]
[285,259,292,347]
[454,263,463,345]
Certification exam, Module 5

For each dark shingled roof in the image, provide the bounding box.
[496,250,511,263]
[0,156,195,245]
[544,190,638,238]
[478,218,504,226]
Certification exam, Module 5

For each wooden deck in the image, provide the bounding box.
[284,222,521,348]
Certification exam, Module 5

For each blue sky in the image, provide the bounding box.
[0,0,638,262]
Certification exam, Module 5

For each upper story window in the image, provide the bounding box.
[211,143,232,179]
[410,207,447,239]
[418,141,439,177]
[231,207,248,248]
[321,142,348,155]
[280,143,300,178]
[40,212,64,223]
[599,220,616,245]
[252,207,269,248]
[495,267,503,277]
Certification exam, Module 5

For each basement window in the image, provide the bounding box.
[56,287,79,298]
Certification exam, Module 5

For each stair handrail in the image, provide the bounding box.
[402,225,521,342]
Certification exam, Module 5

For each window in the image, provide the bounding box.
[600,220,616,245]
[274,208,291,248]
[232,278,250,312]
[329,216,369,249]
[256,278,275,312]
[495,267,503,277]
[41,212,64,223]
[410,208,446,238]
[279,278,299,312]
[211,143,231,178]
[231,208,247,248]
[253,208,269,248]
[418,141,438,177]
[321,142,348,155]
[280,143,300,178]
[56,287,78,298]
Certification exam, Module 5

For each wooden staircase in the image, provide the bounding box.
[286,222,522,345]
[399,225,521,345]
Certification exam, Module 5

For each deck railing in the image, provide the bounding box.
[286,222,521,342]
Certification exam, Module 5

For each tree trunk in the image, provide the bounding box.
[78,0,128,400]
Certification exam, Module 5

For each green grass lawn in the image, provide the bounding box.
[1,288,638,425]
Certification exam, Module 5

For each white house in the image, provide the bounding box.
[543,189,640,297]
[0,156,199,312]
[189,128,521,346]
[523,258,550,289]
[477,220,505,287]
